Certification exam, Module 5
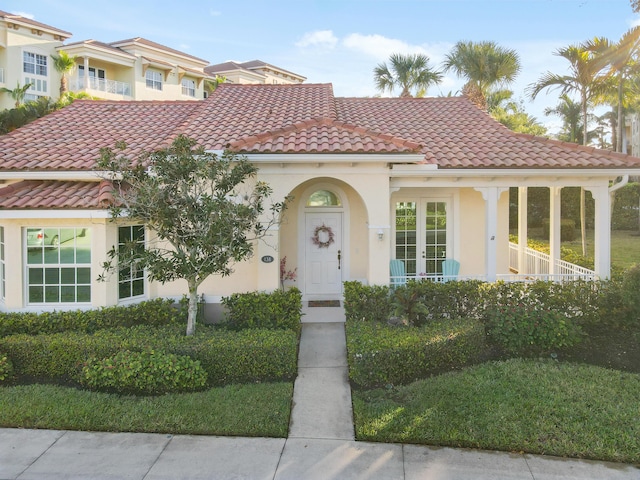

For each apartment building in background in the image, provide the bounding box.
[0,10,305,109]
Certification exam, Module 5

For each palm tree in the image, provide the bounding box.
[0,82,33,108]
[600,27,640,152]
[528,38,610,256]
[373,53,442,98]
[544,94,584,144]
[51,50,78,96]
[442,40,521,109]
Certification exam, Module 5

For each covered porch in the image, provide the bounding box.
[388,166,624,286]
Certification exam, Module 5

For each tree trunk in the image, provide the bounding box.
[581,94,588,257]
[186,280,199,336]
[60,75,68,96]
[617,78,624,152]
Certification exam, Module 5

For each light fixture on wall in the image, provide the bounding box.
[377,229,384,241]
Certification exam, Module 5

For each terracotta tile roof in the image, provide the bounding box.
[62,39,137,59]
[237,60,306,80]
[335,97,640,169]
[1,83,639,174]
[230,117,420,153]
[0,10,72,38]
[110,37,209,64]
[0,100,202,171]
[182,84,337,149]
[0,180,113,209]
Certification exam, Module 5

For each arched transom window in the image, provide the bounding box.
[306,190,342,207]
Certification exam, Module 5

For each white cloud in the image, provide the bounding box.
[180,43,190,51]
[210,9,222,16]
[11,11,34,19]
[342,33,427,60]
[295,30,338,49]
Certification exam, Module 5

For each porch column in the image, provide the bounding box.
[83,56,89,89]
[549,187,562,275]
[475,187,502,282]
[586,185,611,279]
[517,187,528,274]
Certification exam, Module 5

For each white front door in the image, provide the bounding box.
[305,212,342,295]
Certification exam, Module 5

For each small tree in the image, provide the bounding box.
[1,82,33,108]
[51,50,78,95]
[97,135,289,335]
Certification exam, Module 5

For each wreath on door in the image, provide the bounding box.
[311,224,335,248]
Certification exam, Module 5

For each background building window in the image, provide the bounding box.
[23,51,48,99]
[145,70,163,90]
[181,78,196,97]
[23,52,47,76]
[118,226,145,300]
[26,227,91,304]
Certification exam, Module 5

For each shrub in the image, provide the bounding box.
[221,288,302,332]
[621,265,640,323]
[484,303,582,355]
[405,280,486,322]
[0,325,297,386]
[81,350,207,395]
[0,353,13,383]
[343,281,391,323]
[0,298,184,337]
[346,318,485,388]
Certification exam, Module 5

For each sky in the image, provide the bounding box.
[4,0,640,133]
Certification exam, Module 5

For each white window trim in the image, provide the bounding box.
[145,69,163,91]
[117,225,147,302]
[181,78,196,97]
[23,227,92,306]
[22,47,49,97]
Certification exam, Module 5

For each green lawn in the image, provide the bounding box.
[562,229,640,270]
[521,228,640,270]
[0,382,293,437]
[352,359,640,464]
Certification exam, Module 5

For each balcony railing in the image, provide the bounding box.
[70,77,131,98]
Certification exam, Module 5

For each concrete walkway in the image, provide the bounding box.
[1,306,639,479]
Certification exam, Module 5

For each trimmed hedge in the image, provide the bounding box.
[344,281,391,323]
[81,350,208,395]
[0,299,184,337]
[0,325,297,386]
[221,288,302,332]
[346,318,485,388]
[0,353,13,383]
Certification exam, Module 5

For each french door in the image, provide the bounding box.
[395,199,451,277]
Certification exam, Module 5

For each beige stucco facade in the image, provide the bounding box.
[0,159,564,314]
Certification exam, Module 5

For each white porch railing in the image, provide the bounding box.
[70,78,131,98]
[389,243,596,286]
[507,242,596,281]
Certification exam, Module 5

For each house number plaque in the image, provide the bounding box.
[261,255,275,263]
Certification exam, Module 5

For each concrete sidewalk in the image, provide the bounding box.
[1,306,639,479]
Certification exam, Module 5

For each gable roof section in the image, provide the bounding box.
[0,10,72,38]
[0,100,201,171]
[230,117,421,154]
[0,180,112,209]
[182,84,337,149]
